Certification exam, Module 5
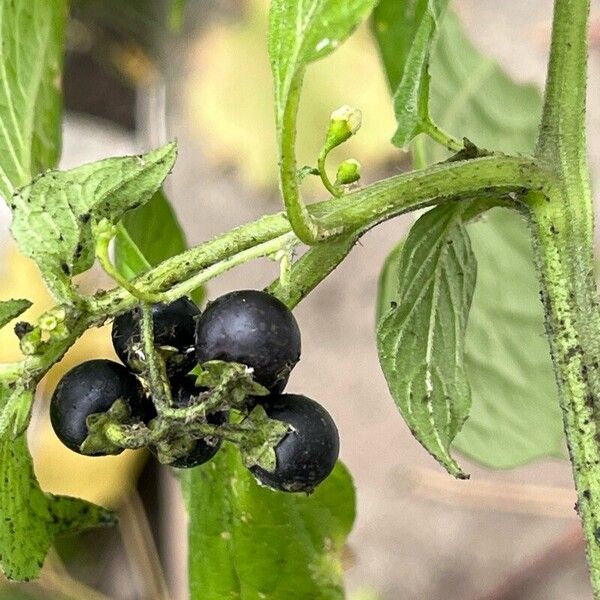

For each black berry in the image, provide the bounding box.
[194,290,301,392]
[250,394,339,493]
[112,297,200,377]
[153,376,225,469]
[50,359,152,455]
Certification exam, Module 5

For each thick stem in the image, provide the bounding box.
[525,191,600,595]
[533,0,600,594]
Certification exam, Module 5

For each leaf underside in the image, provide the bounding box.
[377,203,476,478]
[375,8,561,469]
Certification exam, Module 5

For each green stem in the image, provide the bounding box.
[421,119,463,153]
[279,73,341,243]
[531,0,600,594]
[140,303,173,412]
[96,229,163,303]
[159,233,298,304]
[317,146,342,198]
[5,153,550,435]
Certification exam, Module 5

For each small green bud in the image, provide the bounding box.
[335,159,361,186]
[20,329,42,355]
[323,105,362,152]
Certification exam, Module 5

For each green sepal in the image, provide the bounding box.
[195,361,270,410]
[237,405,290,472]
[80,398,132,455]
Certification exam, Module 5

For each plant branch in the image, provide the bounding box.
[4,153,551,434]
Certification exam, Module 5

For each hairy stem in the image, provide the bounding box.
[3,153,550,434]
[532,0,600,594]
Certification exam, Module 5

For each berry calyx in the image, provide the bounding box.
[249,393,339,493]
[153,376,225,469]
[112,297,200,377]
[50,359,152,455]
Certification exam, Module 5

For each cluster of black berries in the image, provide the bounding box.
[50,290,339,492]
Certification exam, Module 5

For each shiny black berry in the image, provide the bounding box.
[153,376,225,469]
[249,394,339,493]
[112,297,200,377]
[194,290,301,392]
[50,359,152,455]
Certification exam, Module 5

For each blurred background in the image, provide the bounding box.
[2,0,600,598]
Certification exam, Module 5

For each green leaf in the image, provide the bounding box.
[372,0,449,148]
[269,0,377,123]
[182,445,355,600]
[0,299,32,329]
[376,239,404,323]
[0,434,114,581]
[116,188,187,273]
[377,203,476,478]
[10,143,177,300]
[457,209,564,466]
[0,0,66,202]
[114,187,205,302]
[429,13,560,467]
[375,9,560,468]
[426,12,541,160]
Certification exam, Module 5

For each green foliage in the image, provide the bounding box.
[182,445,355,600]
[374,9,561,469]
[10,144,176,301]
[429,13,561,466]
[377,204,476,478]
[458,209,564,466]
[372,0,449,148]
[0,0,66,202]
[116,188,187,274]
[269,0,377,125]
[427,12,540,161]
[114,187,206,302]
[0,300,32,329]
[0,416,113,580]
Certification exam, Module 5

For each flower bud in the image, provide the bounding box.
[335,159,361,186]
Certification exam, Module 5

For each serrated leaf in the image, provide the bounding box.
[377,203,476,478]
[372,0,449,148]
[375,9,560,469]
[269,0,377,126]
[0,434,114,581]
[0,299,31,329]
[182,445,355,600]
[10,143,177,300]
[0,0,66,203]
